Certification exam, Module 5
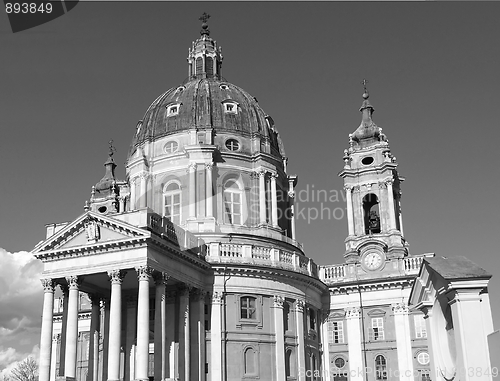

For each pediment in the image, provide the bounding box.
[32,212,150,255]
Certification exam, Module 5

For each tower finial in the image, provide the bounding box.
[361,78,369,99]
[199,12,211,36]
[108,139,116,158]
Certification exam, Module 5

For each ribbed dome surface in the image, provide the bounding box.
[129,77,276,157]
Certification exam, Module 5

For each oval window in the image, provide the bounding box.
[164,141,179,154]
[98,206,107,213]
[334,357,346,369]
[362,156,374,165]
[225,139,240,151]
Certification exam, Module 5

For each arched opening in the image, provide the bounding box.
[285,348,295,378]
[363,193,381,234]
[195,57,203,75]
[206,56,213,76]
[244,347,257,376]
[163,181,181,225]
[223,179,242,225]
[375,355,387,381]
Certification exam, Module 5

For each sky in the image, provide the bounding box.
[1,1,500,374]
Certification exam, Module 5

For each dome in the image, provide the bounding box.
[128,77,283,158]
[128,16,285,160]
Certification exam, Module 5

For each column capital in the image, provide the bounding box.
[295,299,305,313]
[257,169,267,178]
[139,172,150,181]
[153,271,170,285]
[378,181,388,189]
[287,190,295,199]
[392,302,409,315]
[212,291,223,304]
[270,172,278,179]
[135,266,153,281]
[65,275,82,290]
[352,185,361,193]
[178,284,192,297]
[205,162,214,171]
[343,184,354,192]
[41,278,55,293]
[108,269,127,284]
[345,306,361,319]
[191,288,207,302]
[385,177,394,186]
[187,163,197,173]
[273,295,285,308]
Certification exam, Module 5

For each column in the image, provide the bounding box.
[392,303,414,381]
[190,289,206,381]
[377,181,389,232]
[39,279,55,381]
[273,296,286,381]
[107,270,126,381]
[210,292,223,381]
[88,295,101,381]
[50,335,58,381]
[101,299,110,381]
[345,307,364,381]
[154,273,169,381]
[352,186,363,235]
[270,173,279,227]
[320,311,331,381]
[64,276,81,380]
[288,190,296,239]
[206,163,213,218]
[119,197,125,213]
[178,285,191,381]
[258,171,267,225]
[295,300,306,381]
[139,173,148,209]
[136,266,152,381]
[386,179,397,230]
[344,185,354,236]
[130,178,136,211]
[58,285,69,377]
[165,291,178,379]
[124,295,138,381]
[188,163,197,218]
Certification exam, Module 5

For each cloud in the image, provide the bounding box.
[0,248,43,374]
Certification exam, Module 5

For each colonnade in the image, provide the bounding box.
[38,268,206,381]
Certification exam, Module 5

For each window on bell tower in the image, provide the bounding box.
[363,193,381,234]
[223,179,242,225]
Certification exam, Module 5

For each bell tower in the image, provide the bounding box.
[339,83,408,264]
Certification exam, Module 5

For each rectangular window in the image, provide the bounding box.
[419,370,431,381]
[309,308,316,331]
[414,315,427,338]
[224,191,241,225]
[370,317,385,341]
[241,296,256,319]
[328,321,344,344]
[164,193,181,225]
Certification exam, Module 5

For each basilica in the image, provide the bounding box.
[32,16,496,381]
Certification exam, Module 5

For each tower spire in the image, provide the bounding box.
[199,12,210,36]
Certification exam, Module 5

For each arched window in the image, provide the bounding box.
[206,56,214,76]
[308,308,316,331]
[195,57,203,75]
[285,349,294,377]
[375,355,387,381]
[163,181,181,225]
[283,302,291,332]
[363,193,380,234]
[224,179,242,225]
[244,347,256,375]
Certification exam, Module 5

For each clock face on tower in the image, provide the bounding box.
[362,251,384,270]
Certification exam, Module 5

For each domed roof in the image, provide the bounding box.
[129,77,276,156]
[128,15,285,160]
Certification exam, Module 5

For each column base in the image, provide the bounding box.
[56,377,75,381]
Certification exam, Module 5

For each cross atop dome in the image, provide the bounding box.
[199,12,210,35]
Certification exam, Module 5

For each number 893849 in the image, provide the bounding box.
[5,2,53,13]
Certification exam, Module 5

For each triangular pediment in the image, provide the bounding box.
[32,212,150,256]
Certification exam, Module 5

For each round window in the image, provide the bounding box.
[164,141,179,154]
[98,206,107,214]
[220,84,229,90]
[225,139,240,151]
[417,352,430,365]
[334,357,346,369]
[362,156,374,165]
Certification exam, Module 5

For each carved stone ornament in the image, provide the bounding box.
[273,295,285,308]
[212,291,223,304]
[295,300,305,313]
[392,302,409,314]
[65,275,82,290]
[288,190,296,199]
[41,278,55,293]
[191,288,207,302]
[345,307,361,319]
[135,266,153,281]
[153,271,170,285]
[108,269,127,284]
[84,219,100,242]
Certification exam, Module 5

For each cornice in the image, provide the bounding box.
[212,264,328,293]
[328,277,414,295]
